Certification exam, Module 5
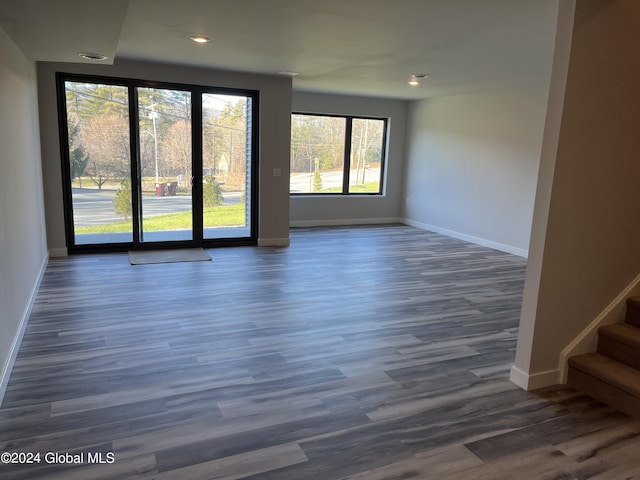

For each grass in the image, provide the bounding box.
[75,204,245,234]
[318,181,381,193]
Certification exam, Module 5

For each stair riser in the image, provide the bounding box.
[598,336,640,370]
[625,300,640,327]
[568,366,640,418]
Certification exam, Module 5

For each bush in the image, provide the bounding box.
[203,174,223,208]
[113,178,132,219]
[313,170,323,192]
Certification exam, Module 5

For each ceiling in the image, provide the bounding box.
[0,0,559,100]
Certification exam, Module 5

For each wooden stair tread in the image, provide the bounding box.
[568,352,640,398]
[599,323,640,349]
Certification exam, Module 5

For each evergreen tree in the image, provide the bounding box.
[202,174,223,208]
[313,170,323,192]
[113,178,132,219]
[67,115,88,184]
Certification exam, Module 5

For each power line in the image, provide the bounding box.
[68,87,247,133]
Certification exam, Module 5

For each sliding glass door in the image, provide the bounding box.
[63,81,134,245]
[58,75,257,252]
[202,93,253,240]
[137,87,193,243]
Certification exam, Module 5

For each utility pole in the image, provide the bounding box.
[150,103,159,183]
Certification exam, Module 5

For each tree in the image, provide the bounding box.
[82,113,130,189]
[219,99,246,124]
[203,97,248,189]
[351,119,383,185]
[290,114,345,174]
[113,178,132,219]
[67,115,89,185]
[66,83,129,120]
[137,88,192,180]
[202,174,223,208]
[313,170,323,192]
[161,120,191,177]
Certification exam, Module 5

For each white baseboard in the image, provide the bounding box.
[290,217,401,228]
[49,247,67,257]
[0,253,48,407]
[510,365,560,391]
[558,273,640,384]
[257,237,291,247]
[509,366,530,390]
[402,218,528,258]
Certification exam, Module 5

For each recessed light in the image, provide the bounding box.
[190,35,210,43]
[78,52,108,61]
[407,73,431,86]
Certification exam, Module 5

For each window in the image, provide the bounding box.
[58,74,258,252]
[290,113,387,195]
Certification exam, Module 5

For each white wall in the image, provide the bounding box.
[0,27,48,403]
[290,92,408,226]
[403,86,549,256]
[36,59,292,252]
[514,0,640,389]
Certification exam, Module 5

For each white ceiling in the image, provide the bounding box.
[0,0,559,100]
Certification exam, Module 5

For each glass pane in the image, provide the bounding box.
[290,114,346,194]
[202,93,252,239]
[64,81,132,245]
[137,87,193,242]
[349,118,385,193]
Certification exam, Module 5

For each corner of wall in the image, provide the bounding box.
[257,238,291,247]
[49,247,68,258]
[402,218,528,258]
[511,0,576,393]
[510,365,560,391]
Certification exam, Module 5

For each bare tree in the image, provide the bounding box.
[81,114,130,189]
[161,120,191,177]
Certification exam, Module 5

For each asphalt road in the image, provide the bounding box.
[71,188,242,227]
[73,166,379,226]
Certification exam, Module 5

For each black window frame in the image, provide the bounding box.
[289,112,388,196]
[56,72,260,253]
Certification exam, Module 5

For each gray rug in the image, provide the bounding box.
[128,248,212,265]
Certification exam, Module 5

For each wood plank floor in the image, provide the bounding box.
[1,225,639,479]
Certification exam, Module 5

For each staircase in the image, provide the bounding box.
[568,296,640,417]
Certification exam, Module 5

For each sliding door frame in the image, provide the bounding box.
[56,72,259,253]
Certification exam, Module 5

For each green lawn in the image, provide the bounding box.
[75,204,245,234]
[318,181,381,193]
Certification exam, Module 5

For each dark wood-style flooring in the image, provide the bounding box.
[1,225,639,479]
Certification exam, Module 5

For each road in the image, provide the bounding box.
[71,188,243,227]
[73,166,380,226]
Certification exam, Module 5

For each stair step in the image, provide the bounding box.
[598,323,640,370]
[568,353,640,417]
[626,296,640,327]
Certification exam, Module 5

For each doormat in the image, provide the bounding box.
[128,248,212,265]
